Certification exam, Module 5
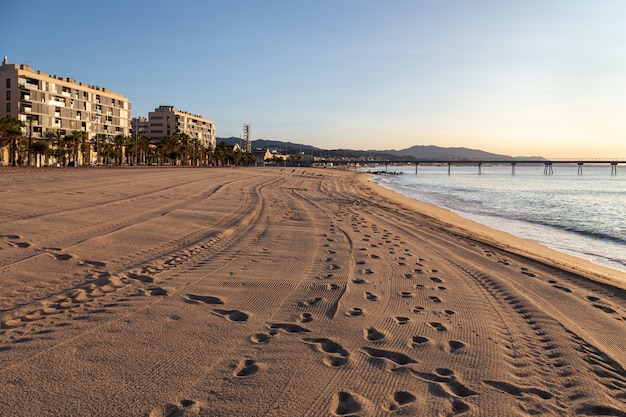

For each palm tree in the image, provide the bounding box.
[135,136,150,164]
[171,132,191,165]
[30,141,49,167]
[113,134,128,165]
[0,116,25,166]
[66,131,85,166]
[50,130,67,166]
[26,115,37,166]
[90,134,107,165]
[157,136,180,165]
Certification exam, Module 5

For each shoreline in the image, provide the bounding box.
[356,170,626,291]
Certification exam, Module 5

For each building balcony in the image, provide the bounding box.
[21,81,39,90]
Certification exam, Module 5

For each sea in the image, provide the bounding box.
[364,164,626,274]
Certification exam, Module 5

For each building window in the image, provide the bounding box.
[6,91,10,100]
[5,78,10,88]
[6,103,10,113]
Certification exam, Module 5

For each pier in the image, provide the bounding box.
[323,159,625,175]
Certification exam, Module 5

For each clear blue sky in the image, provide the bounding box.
[3,1,625,157]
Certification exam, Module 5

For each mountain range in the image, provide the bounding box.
[217,137,544,161]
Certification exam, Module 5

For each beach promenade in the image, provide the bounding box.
[0,167,625,416]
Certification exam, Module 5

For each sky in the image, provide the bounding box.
[2,1,625,158]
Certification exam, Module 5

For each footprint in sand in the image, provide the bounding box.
[430,277,443,283]
[412,306,425,313]
[52,253,73,261]
[352,278,367,284]
[364,327,386,342]
[592,303,617,314]
[267,323,311,333]
[302,338,350,367]
[147,287,168,296]
[182,294,224,305]
[250,333,272,344]
[331,391,362,416]
[383,391,417,412]
[84,260,107,268]
[447,340,466,353]
[233,359,260,377]
[213,309,249,322]
[409,336,429,348]
[429,322,447,332]
[127,273,154,283]
[364,292,379,301]
[299,313,313,323]
[552,284,572,293]
[428,296,442,303]
[414,368,479,398]
[148,399,200,417]
[399,291,415,298]
[361,347,417,366]
[394,316,410,325]
[346,307,364,317]
[298,297,323,307]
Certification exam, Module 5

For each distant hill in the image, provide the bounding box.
[216,137,542,160]
[375,145,514,161]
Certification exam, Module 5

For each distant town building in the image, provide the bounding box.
[131,116,149,138]
[146,105,215,149]
[0,56,132,165]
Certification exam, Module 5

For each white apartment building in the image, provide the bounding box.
[146,105,216,149]
[0,57,131,165]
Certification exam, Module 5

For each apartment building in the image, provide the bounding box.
[0,57,131,165]
[146,105,216,149]
[131,116,149,138]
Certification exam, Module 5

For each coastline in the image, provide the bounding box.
[356,170,626,291]
[1,166,625,416]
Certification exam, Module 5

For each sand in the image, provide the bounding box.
[0,166,625,417]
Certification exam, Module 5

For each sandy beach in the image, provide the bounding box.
[1,166,625,417]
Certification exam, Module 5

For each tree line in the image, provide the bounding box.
[0,116,256,167]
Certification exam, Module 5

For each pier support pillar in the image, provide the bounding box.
[611,163,618,175]
[544,163,554,175]
[415,162,418,175]
[478,163,482,175]
[448,163,451,175]
[511,163,516,175]
[577,162,583,175]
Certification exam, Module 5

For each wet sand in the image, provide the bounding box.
[1,166,625,416]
